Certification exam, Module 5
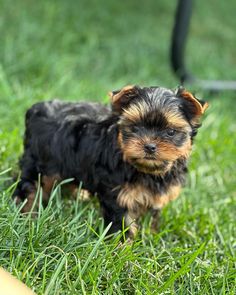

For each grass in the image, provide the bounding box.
[0,0,235,294]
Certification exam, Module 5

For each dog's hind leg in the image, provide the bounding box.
[41,174,61,205]
[13,150,39,213]
[13,179,38,213]
[14,174,61,213]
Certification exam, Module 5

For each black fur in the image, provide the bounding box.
[13,85,207,236]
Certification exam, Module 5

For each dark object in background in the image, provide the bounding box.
[171,0,236,91]
[13,85,208,237]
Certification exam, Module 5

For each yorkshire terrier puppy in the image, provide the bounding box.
[13,85,208,237]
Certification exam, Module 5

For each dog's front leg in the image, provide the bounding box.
[150,208,161,232]
[99,198,127,235]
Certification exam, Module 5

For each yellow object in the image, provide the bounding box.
[0,267,36,295]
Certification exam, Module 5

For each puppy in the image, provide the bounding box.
[13,85,208,237]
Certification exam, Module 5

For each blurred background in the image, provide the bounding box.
[1,0,235,99]
[1,0,235,172]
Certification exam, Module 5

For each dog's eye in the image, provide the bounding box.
[166,129,176,137]
[132,126,140,133]
[132,125,147,134]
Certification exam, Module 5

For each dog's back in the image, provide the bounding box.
[24,99,111,148]
[25,99,110,124]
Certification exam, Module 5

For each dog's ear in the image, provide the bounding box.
[109,85,139,113]
[176,87,209,117]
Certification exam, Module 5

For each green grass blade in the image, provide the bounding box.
[80,223,112,276]
[157,243,206,292]
[44,254,67,295]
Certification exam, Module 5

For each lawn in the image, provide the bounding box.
[0,0,235,294]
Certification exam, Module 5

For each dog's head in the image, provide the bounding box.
[109,85,208,175]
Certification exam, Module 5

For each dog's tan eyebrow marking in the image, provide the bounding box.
[122,101,149,122]
[164,111,190,129]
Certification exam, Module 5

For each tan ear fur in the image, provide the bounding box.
[109,85,137,113]
[178,88,209,116]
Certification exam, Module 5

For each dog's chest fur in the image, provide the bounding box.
[117,181,181,214]
[115,157,187,213]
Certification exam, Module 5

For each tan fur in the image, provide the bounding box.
[118,130,192,175]
[152,185,181,209]
[181,90,209,115]
[43,177,91,200]
[157,139,192,161]
[120,137,145,161]
[132,163,173,176]
[19,175,61,213]
[165,111,192,129]
[118,183,182,213]
[125,212,139,238]
[109,85,134,103]
[117,131,123,147]
[109,85,136,112]
[150,209,161,232]
[21,192,37,213]
[78,188,91,200]
[118,185,151,212]
[18,175,91,214]
[122,102,149,122]
[42,174,61,202]
[118,183,181,237]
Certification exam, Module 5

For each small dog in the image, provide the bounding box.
[13,85,208,237]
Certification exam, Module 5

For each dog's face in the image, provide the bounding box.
[110,85,208,175]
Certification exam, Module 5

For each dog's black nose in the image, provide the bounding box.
[144,143,156,154]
